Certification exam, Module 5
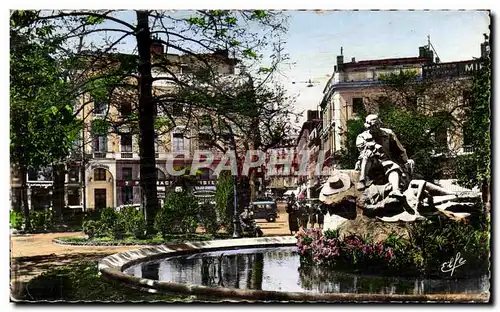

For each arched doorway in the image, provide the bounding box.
[88,166,114,209]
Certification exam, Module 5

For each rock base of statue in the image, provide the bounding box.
[319,170,483,239]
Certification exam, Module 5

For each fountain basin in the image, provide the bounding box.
[98,236,489,302]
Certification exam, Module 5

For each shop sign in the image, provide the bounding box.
[423,60,484,79]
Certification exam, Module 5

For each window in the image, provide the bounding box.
[181,65,195,75]
[462,119,474,147]
[198,133,211,149]
[68,166,80,183]
[433,112,449,149]
[67,187,81,206]
[94,100,107,115]
[120,102,132,116]
[201,115,211,126]
[94,189,107,209]
[199,168,211,180]
[72,132,82,151]
[122,167,133,181]
[122,186,133,205]
[28,167,52,181]
[352,97,365,116]
[94,168,107,181]
[172,132,184,152]
[120,133,133,152]
[157,169,166,180]
[435,128,448,147]
[93,135,107,152]
[172,103,183,117]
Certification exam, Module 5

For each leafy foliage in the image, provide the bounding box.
[198,203,220,235]
[29,209,54,230]
[82,207,146,239]
[10,211,24,230]
[15,261,191,302]
[456,58,491,190]
[297,216,489,278]
[215,171,235,233]
[337,118,366,169]
[10,13,80,170]
[155,191,200,235]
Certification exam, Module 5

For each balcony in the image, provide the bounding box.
[121,152,133,159]
[93,152,106,158]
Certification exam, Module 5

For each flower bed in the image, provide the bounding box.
[297,216,490,278]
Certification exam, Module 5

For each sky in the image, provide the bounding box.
[65,10,492,126]
[280,10,490,126]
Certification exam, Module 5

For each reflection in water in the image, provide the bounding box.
[124,247,489,295]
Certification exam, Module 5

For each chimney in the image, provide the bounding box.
[336,46,345,71]
[419,46,425,58]
[351,57,356,63]
[151,39,164,57]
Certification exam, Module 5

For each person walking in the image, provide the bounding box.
[297,192,309,231]
[286,194,299,235]
[316,205,325,230]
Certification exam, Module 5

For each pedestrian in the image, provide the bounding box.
[309,208,317,229]
[297,193,309,231]
[286,196,299,235]
[316,205,325,230]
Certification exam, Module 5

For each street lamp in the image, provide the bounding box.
[226,124,241,238]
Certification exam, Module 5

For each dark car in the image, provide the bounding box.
[249,199,279,222]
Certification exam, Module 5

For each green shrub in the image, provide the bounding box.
[110,217,126,239]
[120,206,147,239]
[29,209,53,230]
[155,190,200,236]
[98,207,118,231]
[10,210,24,230]
[199,203,219,235]
[215,171,234,233]
[82,220,103,238]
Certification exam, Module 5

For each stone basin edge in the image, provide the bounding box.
[97,236,490,303]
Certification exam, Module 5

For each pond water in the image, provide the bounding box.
[123,246,489,295]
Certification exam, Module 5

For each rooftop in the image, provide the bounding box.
[342,57,432,69]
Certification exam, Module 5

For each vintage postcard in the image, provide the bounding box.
[9,7,491,303]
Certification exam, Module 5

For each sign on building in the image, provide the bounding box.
[423,60,484,79]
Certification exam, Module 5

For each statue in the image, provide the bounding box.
[318,114,482,223]
[355,114,414,198]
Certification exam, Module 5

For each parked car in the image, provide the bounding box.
[249,199,279,222]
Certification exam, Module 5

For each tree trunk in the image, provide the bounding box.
[19,165,30,230]
[136,10,159,234]
[52,163,65,224]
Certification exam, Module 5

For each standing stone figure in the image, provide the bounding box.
[355,114,414,198]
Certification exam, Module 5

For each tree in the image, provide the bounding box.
[28,9,289,234]
[456,57,491,213]
[10,11,80,227]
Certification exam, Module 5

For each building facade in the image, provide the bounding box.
[320,46,434,158]
[318,37,489,168]
[10,43,240,211]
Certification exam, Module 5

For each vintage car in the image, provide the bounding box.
[249,198,279,222]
